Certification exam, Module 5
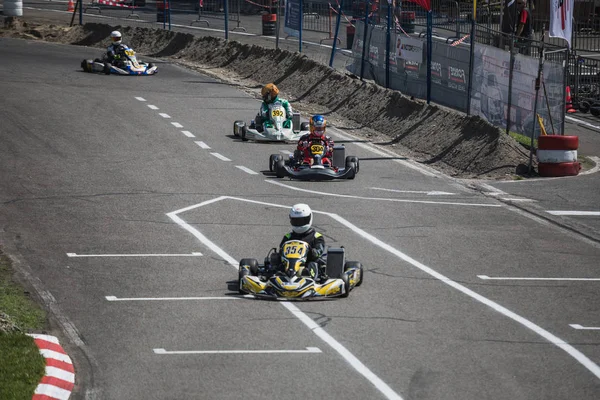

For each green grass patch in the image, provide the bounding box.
[579,155,595,171]
[509,131,538,149]
[0,249,47,400]
[0,333,46,400]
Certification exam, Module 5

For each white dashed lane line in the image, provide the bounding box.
[148,105,159,110]
[236,166,259,175]
[570,324,600,330]
[159,113,171,119]
[195,141,211,149]
[171,122,184,128]
[211,152,231,161]
[547,211,600,216]
[135,97,146,102]
[182,131,195,138]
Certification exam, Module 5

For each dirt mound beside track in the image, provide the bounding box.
[1,18,533,179]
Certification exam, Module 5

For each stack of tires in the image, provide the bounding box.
[537,135,581,177]
[4,0,23,17]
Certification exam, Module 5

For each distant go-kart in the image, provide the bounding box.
[269,142,359,181]
[238,240,363,300]
[81,49,157,76]
[233,102,309,142]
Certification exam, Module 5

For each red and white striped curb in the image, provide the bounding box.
[27,334,75,400]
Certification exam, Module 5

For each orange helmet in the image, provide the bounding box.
[261,83,279,103]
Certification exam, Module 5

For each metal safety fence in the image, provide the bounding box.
[347,20,567,137]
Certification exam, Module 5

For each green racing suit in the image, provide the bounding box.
[256,96,293,129]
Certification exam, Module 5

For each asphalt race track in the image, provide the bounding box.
[1,37,599,400]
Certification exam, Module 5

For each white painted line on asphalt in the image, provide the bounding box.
[135,97,146,102]
[67,252,203,257]
[478,275,600,281]
[168,196,600,386]
[499,198,537,202]
[267,180,501,208]
[153,347,322,355]
[371,187,456,196]
[171,122,183,128]
[570,324,600,330]
[547,211,600,216]
[159,113,171,119]
[195,141,210,149]
[236,166,259,175]
[566,115,600,130]
[148,105,159,110]
[166,197,404,400]
[580,156,600,176]
[106,296,246,301]
[477,183,508,196]
[182,130,195,138]
[279,150,293,155]
[211,152,231,161]
[328,127,438,178]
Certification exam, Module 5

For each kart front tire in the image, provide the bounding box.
[300,122,309,131]
[346,161,356,180]
[241,125,248,141]
[103,62,112,75]
[340,273,350,298]
[269,154,283,172]
[346,156,359,174]
[240,258,259,275]
[81,59,88,72]
[233,120,244,137]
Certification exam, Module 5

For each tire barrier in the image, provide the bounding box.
[537,135,581,177]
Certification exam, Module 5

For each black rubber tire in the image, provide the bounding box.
[238,267,249,294]
[81,59,88,72]
[591,107,600,117]
[346,156,359,174]
[148,63,155,68]
[241,126,248,141]
[345,261,363,287]
[300,122,310,131]
[346,161,356,180]
[339,273,350,298]
[240,258,259,275]
[103,62,111,75]
[269,154,283,171]
[579,101,590,114]
[275,159,286,178]
[233,120,244,137]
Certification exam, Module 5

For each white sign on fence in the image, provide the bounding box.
[395,36,423,63]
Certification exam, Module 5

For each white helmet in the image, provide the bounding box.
[289,203,312,234]
[110,31,122,45]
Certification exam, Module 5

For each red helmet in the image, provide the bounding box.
[309,115,326,137]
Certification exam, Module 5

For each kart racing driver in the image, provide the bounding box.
[297,114,335,164]
[278,204,327,281]
[255,83,293,131]
[106,31,131,67]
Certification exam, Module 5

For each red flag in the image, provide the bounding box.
[405,0,430,11]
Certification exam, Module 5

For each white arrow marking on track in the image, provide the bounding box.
[153,347,322,355]
[66,252,203,257]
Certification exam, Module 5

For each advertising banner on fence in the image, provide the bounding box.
[284,0,302,38]
[395,36,423,63]
[549,0,574,48]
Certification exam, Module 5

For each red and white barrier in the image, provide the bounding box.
[27,334,75,400]
[537,135,581,177]
[97,0,135,8]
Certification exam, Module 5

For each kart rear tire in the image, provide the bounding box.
[103,62,112,75]
[275,159,286,178]
[81,59,88,72]
[300,122,310,131]
[579,101,590,114]
[241,125,248,141]
[345,261,363,287]
[269,154,283,172]
[240,258,259,275]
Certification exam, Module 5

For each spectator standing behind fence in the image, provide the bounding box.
[515,0,532,56]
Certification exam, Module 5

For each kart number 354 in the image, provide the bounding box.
[282,241,309,259]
